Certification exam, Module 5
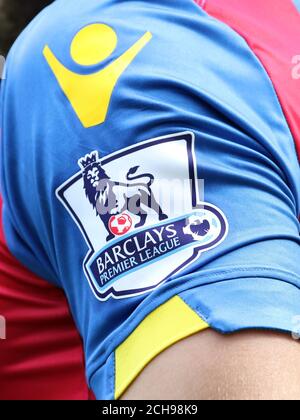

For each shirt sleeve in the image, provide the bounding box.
[1,0,300,399]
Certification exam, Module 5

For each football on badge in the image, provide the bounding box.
[109,214,133,236]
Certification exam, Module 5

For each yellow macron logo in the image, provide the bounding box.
[43,24,152,128]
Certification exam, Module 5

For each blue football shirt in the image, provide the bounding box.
[1,0,300,399]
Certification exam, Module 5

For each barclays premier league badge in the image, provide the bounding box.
[57,132,228,301]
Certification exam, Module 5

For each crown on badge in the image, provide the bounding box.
[78,151,100,170]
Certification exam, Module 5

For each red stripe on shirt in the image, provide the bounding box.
[0,196,92,400]
[198,0,300,159]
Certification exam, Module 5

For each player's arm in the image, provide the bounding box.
[122,329,300,400]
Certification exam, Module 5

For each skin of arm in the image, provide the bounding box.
[122,329,300,400]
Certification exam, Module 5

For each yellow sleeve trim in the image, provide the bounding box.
[115,296,209,399]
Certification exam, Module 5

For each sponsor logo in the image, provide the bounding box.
[44,24,152,128]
